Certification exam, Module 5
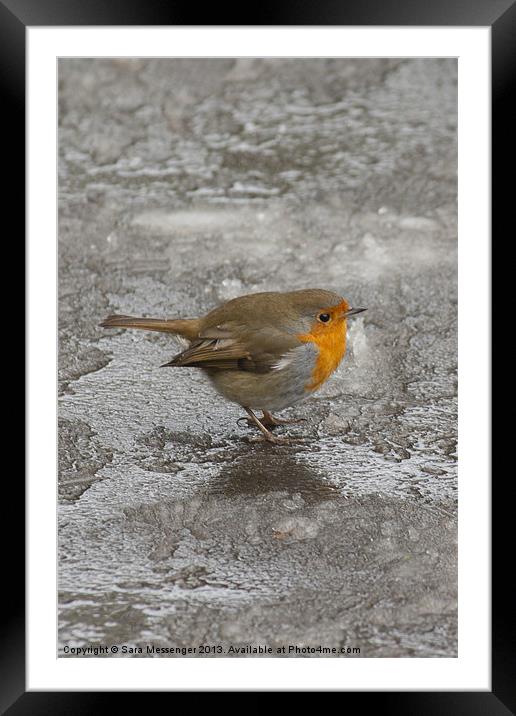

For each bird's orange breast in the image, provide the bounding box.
[297,319,347,391]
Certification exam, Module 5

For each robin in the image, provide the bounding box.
[100,289,366,444]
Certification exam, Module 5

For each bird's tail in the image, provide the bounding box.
[99,314,200,340]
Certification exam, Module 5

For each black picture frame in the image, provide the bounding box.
[8,0,508,710]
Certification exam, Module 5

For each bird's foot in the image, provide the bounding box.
[240,407,297,445]
[237,410,306,430]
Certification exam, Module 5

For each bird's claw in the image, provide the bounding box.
[237,416,259,428]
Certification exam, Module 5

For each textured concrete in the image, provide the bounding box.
[58,58,457,657]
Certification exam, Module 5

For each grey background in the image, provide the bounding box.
[58,58,457,657]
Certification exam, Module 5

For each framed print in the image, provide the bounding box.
[8,0,509,709]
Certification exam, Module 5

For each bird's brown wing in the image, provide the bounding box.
[162,323,301,372]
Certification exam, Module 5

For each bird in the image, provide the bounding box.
[100,288,366,444]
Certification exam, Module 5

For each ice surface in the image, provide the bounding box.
[58,58,457,657]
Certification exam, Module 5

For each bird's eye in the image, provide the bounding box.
[318,313,331,323]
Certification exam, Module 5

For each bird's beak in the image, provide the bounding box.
[345,306,367,318]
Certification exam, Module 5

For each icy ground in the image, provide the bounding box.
[58,59,457,657]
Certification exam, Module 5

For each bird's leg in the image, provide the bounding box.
[262,410,307,426]
[242,408,289,444]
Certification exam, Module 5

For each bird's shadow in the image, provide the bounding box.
[209,444,340,504]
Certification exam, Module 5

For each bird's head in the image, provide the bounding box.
[285,289,366,337]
